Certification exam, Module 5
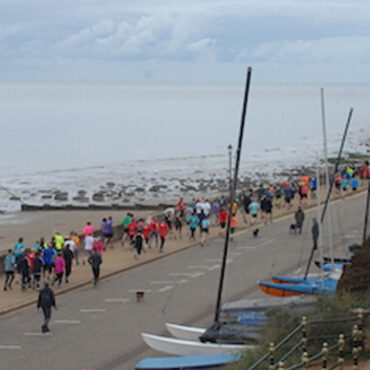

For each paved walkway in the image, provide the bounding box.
[0,186,366,316]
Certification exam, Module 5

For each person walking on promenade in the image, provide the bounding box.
[52,252,65,288]
[88,248,102,285]
[37,282,57,333]
[294,207,305,234]
[62,244,74,283]
[158,220,169,253]
[3,249,15,291]
[312,218,319,250]
[174,213,183,239]
[142,222,151,249]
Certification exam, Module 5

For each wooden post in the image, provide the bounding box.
[269,342,276,370]
[337,334,345,369]
[302,351,309,369]
[353,347,359,370]
[353,324,359,370]
[357,313,364,350]
[321,342,329,369]
[301,316,308,353]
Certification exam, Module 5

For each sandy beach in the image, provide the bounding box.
[0,209,150,253]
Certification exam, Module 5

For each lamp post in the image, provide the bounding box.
[228,144,233,198]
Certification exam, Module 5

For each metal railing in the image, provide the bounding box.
[247,308,368,369]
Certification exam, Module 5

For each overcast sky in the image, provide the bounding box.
[1,0,369,84]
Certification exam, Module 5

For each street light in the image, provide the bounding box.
[227,144,233,197]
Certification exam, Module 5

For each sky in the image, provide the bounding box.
[1,0,370,84]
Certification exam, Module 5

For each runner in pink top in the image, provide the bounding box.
[82,222,95,238]
[52,253,66,288]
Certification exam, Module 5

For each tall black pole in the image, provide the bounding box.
[214,67,252,323]
[363,178,370,245]
[304,107,353,279]
[320,108,353,223]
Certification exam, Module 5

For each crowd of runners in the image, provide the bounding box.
[2,161,368,295]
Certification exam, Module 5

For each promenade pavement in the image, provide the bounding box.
[0,185,366,317]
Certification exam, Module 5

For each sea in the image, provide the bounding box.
[0,83,369,212]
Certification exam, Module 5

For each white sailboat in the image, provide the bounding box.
[141,333,254,356]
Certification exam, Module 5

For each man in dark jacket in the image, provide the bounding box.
[294,207,305,234]
[88,249,102,285]
[312,217,320,250]
[37,282,57,333]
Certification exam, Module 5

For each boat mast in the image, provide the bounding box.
[316,165,324,281]
[214,67,252,323]
[304,107,353,279]
[320,88,334,265]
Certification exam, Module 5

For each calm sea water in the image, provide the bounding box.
[0,83,368,211]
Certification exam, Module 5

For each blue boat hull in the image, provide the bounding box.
[135,353,239,370]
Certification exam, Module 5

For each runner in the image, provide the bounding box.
[53,232,65,251]
[261,196,273,224]
[70,232,81,265]
[294,207,305,234]
[200,216,210,246]
[142,222,151,249]
[102,217,114,249]
[121,213,132,246]
[62,244,74,283]
[148,218,159,249]
[51,252,65,288]
[188,213,199,241]
[82,222,95,238]
[42,243,56,279]
[230,214,238,241]
[134,231,144,259]
[32,251,44,290]
[248,199,260,225]
[176,197,185,219]
[158,220,169,253]
[218,208,228,236]
[3,249,15,291]
[174,213,183,239]
[83,233,95,265]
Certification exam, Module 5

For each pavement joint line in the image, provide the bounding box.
[187,265,210,269]
[150,281,173,285]
[0,188,366,317]
[169,272,195,277]
[24,332,52,336]
[156,285,174,293]
[80,308,106,313]
[0,345,22,350]
[176,279,188,284]
[105,298,130,303]
[54,320,81,324]
[128,289,152,293]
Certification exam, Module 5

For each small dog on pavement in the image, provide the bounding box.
[253,229,259,237]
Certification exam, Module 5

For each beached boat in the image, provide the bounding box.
[141,333,254,356]
[135,353,240,370]
[165,323,205,341]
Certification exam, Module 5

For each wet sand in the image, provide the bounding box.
[0,209,150,253]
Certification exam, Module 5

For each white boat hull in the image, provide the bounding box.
[142,333,254,356]
[165,323,205,341]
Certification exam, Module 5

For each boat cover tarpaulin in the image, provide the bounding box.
[199,321,261,344]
